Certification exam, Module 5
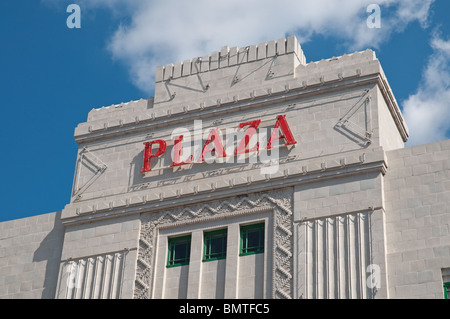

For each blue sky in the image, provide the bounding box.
[0,0,449,222]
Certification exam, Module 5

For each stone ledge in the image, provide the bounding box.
[61,148,387,223]
[73,72,388,143]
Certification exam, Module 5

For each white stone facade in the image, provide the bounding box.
[0,36,449,299]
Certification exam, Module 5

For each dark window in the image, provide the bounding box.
[167,235,191,267]
[203,229,227,261]
[240,223,265,256]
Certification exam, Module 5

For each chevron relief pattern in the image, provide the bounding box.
[134,188,293,299]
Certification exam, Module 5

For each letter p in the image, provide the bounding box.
[141,140,167,173]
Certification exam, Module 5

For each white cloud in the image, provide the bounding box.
[49,0,435,94]
[393,0,434,27]
[402,33,450,146]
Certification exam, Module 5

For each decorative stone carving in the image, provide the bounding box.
[134,188,293,299]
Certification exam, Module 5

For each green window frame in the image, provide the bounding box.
[444,282,450,299]
[167,235,191,268]
[203,229,227,262]
[240,223,265,256]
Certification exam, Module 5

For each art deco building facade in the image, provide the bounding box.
[1,36,449,299]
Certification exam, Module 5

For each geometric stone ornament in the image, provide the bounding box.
[56,250,128,299]
[72,147,107,200]
[297,211,375,299]
[335,89,373,146]
[134,188,293,299]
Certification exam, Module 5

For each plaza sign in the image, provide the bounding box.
[141,115,297,173]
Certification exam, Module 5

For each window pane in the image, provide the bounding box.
[174,242,188,261]
[246,229,262,250]
[167,236,191,267]
[240,223,264,255]
[210,236,225,255]
[203,229,227,261]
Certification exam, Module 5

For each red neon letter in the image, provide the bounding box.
[200,128,227,161]
[141,139,167,173]
[234,120,261,155]
[171,135,193,167]
[266,115,297,149]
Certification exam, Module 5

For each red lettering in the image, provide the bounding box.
[141,139,167,173]
[200,128,227,161]
[170,135,193,167]
[234,120,261,155]
[266,115,297,149]
[141,115,297,174]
